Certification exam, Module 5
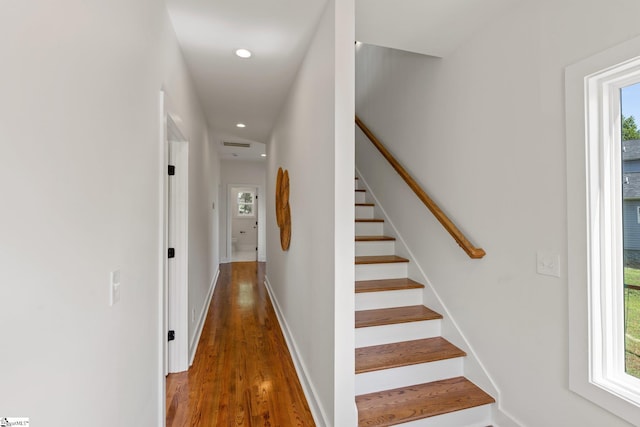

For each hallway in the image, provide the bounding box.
[166,262,315,426]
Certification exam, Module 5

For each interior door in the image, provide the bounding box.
[167,140,176,373]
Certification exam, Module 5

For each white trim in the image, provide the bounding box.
[355,168,521,427]
[264,275,330,427]
[158,89,167,427]
[566,34,640,425]
[585,55,640,405]
[189,267,219,365]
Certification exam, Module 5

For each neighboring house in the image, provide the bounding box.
[624,139,640,267]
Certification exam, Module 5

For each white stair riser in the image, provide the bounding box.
[355,357,464,395]
[356,263,407,281]
[356,289,422,311]
[355,221,384,236]
[355,179,360,190]
[356,320,441,347]
[355,192,366,203]
[355,205,374,218]
[355,240,395,256]
[391,404,493,427]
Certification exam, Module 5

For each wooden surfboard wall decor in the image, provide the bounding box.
[275,167,291,251]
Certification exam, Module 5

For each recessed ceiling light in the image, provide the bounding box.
[235,48,252,58]
[236,123,246,128]
[261,154,267,157]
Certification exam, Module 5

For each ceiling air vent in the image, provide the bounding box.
[223,141,251,148]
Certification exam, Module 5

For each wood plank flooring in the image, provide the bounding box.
[354,236,395,242]
[355,305,442,328]
[355,255,409,265]
[355,278,424,293]
[356,377,495,426]
[355,337,466,374]
[166,262,314,427]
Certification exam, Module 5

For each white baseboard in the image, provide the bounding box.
[493,406,523,427]
[264,275,329,427]
[189,267,219,366]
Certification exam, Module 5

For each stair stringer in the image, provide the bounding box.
[355,167,521,427]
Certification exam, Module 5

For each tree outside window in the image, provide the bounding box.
[237,191,254,217]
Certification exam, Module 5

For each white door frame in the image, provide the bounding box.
[226,183,265,262]
[159,91,190,387]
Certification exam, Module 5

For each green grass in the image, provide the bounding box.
[625,267,640,287]
[624,268,640,378]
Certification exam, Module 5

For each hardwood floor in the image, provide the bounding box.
[166,262,315,427]
[356,377,495,426]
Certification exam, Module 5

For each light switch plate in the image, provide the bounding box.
[537,251,560,277]
[110,270,121,306]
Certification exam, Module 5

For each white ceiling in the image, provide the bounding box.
[218,140,266,161]
[166,0,328,148]
[166,0,517,157]
[356,0,521,58]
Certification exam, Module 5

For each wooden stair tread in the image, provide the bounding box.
[355,235,395,242]
[355,255,408,265]
[355,203,375,206]
[356,189,366,192]
[356,218,384,223]
[355,305,442,328]
[356,337,466,374]
[356,377,495,426]
[355,278,423,293]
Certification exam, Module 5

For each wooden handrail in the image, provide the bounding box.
[355,116,486,259]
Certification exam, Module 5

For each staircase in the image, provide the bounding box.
[354,176,495,427]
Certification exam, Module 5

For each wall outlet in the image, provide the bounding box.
[110,270,121,306]
[537,251,560,278]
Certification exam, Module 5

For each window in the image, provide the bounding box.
[581,60,640,404]
[567,36,640,424]
[237,191,255,217]
[621,84,640,380]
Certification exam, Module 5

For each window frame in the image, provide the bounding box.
[567,35,640,424]
[585,61,640,402]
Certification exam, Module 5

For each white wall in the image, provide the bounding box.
[163,31,221,370]
[355,1,640,426]
[0,1,219,425]
[219,160,266,261]
[181,101,221,361]
[265,0,356,425]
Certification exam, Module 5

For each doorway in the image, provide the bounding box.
[161,105,189,376]
[230,186,258,262]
